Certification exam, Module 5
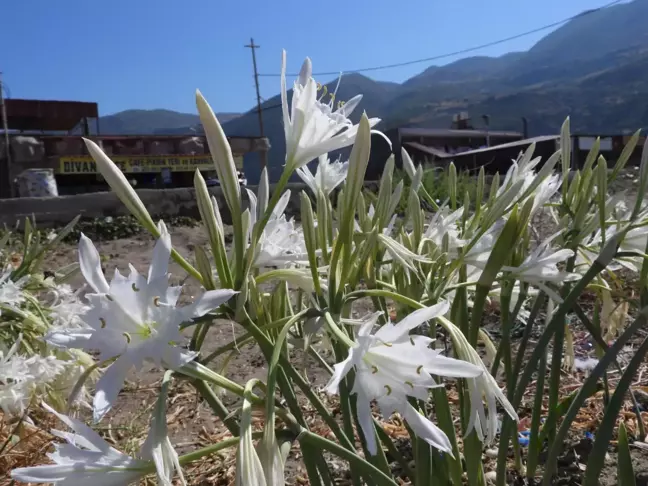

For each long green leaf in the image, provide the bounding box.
[541,306,648,485]
[617,422,637,486]
[583,334,648,486]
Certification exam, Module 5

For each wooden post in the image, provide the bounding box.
[244,38,268,170]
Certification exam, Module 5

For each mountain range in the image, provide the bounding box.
[99,0,648,167]
[98,109,240,135]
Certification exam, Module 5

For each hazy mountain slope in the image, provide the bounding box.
[98,109,240,135]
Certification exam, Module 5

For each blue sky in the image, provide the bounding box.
[1,0,621,116]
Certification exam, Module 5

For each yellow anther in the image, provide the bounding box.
[153,296,161,307]
[416,365,424,375]
[371,365,379,374]
[99,318,107,328]
[316,82,322,91]
[132,283,140,292]
[383,342,393,347]
[384,385,392,396]
[123,332,132,343]
[337,100,346,109]
[405,381,414,389]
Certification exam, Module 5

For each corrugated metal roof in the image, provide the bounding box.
[450,135,560,157]
[404,135,558,160]
[398,127,523,139]
[403,142,453,158]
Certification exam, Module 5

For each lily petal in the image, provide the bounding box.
[356,387,378,455]
[93,357,132,422]
[376,302,449,343]
[79,234,109,294]
[184,289,238,319]
[148,223,171,283]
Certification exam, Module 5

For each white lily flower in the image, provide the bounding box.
[46,225,237,421]
[496,152,542,199]
[423,206,466,251]
[297,154,349,196]
[502,233,578,303]
[11,402,177,486]
[247,189,308,268]
[1,336,67,417]
[325,304,482,455]
[281,51,381,170]
[48,284,90,330]
[437,316,519,444]
[613,224,648,271]
[0,268,25,312]
[256,217,307,268]
[530,173,560,214]
[463,221,505,272]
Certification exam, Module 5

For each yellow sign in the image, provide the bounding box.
[58,155,243,174]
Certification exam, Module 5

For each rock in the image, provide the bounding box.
[485,448,498,459]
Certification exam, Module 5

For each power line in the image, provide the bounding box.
[258,0,627,77]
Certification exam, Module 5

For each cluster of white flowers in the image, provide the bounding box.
[9,49,647,486]
[0,337,67,416]
[0,268,26,313]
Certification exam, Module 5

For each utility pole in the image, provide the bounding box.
[244,38,267,169]
[0,73,12,199]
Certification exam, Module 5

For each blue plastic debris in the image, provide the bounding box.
[585,431,594,440]
[518,430,530,447]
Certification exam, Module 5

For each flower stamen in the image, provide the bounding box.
[384,385,392,396]
[123,332,132,343]
[131,283,140,292]
[371,365,379,374]
[416,365,424,375]
[99,318,107,328]
[153,296,160,307]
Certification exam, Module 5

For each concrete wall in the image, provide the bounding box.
[0,183,310,228]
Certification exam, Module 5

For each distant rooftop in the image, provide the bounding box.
[404,134,559,160]
[3,99,98,132]
[397,127,523,139]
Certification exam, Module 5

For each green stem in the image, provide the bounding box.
[171,248,204,285]
[299,431,399,486]
[345,289,423,311]
[526,352,547,479]
[240,310,357,452]
[375,421,415,479]
[192,380,240,436]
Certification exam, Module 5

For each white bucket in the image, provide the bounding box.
[17,169,59,197]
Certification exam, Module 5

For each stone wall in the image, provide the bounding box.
[0,183,308,228]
